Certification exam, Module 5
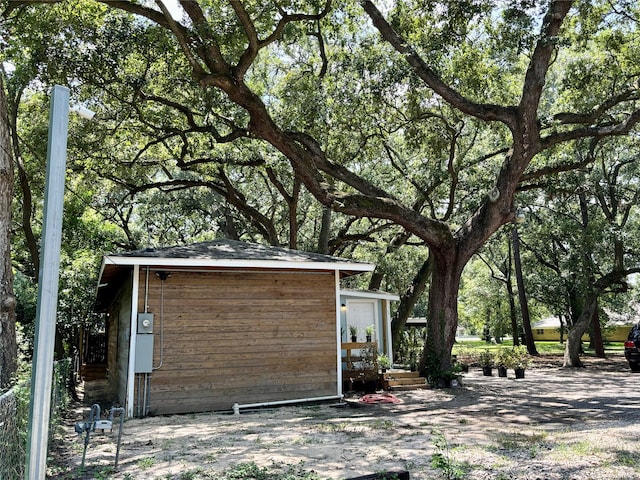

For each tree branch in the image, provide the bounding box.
[360,0,517,126]
[233,0,332,79]
[520,1,573,123]
[553,88,640,125]
[521,139,597,182]
[541,108,640,149]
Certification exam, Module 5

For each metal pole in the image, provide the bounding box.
[25,85,70,479]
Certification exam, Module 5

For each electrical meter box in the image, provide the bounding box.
[135,313,154,373]
[135,335,154,373]
[138,312,154,334]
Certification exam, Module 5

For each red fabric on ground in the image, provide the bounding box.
[359,393,403,404]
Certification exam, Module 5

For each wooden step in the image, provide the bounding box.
[387,377,425,386]
[388,382,429,391]
[383,370,428,391]
[384,371,421,379]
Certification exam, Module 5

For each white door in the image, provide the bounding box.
[347,300,376,342]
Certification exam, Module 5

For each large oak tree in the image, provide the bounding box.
[6,0,639,379]
[89,0,640,377]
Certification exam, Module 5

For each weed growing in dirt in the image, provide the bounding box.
[613,449,640,467]
[138,456,156,469]
[368,419,395,430]
[93,466,115,479]
[292,435,322,445]
[161,437,176,450]
[121,461,321,480]
[213,461,320,479]
[315,421,353,433]
[496,431,548,450]
[430,429,467,480]
[550,439,599,459]
[492,432,553,458]
[176,466,205,479]
[494,430,550,458]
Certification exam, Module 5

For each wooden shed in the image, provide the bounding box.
[94,239,393,417]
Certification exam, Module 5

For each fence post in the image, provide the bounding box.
[25,85,70,480]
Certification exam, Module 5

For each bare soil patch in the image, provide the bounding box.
[50,354,640,479]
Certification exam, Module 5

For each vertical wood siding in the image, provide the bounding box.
[107,274,132,407]
[136,270,337,414]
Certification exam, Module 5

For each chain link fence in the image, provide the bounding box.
[0,359,73,480]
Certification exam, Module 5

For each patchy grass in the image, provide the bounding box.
[551,439,600,458]
[495,431,549,449]
[453,340,624,357]
[137,456,155,470]
[488,430,552,460]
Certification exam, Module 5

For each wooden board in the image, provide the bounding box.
[134,269,339,414]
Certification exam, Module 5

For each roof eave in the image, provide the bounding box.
[102,255,375,273]
[339,288,400,301]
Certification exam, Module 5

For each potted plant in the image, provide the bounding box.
[453,347,472,372]
[365,324,375,342]
[377,354,391,372]
[510,345,531,379]
[349,325,358,342]
[361,343,380,392]
[436,363,464,388]
[478,349,494,376]
[495,349,512,378]
[409,349,418,371]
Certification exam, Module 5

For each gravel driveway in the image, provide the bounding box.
[51,354,640,479]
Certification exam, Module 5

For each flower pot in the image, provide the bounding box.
[482,366,493,376]
[364,380,378,393]
[498,366,507,377]
[438,377,452,388]
[366,335,372,342]
[351,335,357,342]
[514,368,525,379]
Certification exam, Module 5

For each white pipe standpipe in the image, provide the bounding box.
[232,395,344,415]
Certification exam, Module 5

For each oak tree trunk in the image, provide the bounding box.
[506,277,520,347]
[419,252,461,380]
[512,226,538,355]
[590,303,605,358]
[0,75,17,388]
[391,257,432,352]
[564,292,600,367]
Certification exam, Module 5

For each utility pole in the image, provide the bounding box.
[25,85,70,479]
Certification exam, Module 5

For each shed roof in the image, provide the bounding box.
[340,288,400,301]
[95,239,375,312]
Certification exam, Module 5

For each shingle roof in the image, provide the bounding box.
[95,239,374,312]
[116,239,359,264]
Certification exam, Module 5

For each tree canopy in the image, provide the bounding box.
[1,0,639,381]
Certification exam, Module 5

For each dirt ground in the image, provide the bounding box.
[50,354,640,479]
